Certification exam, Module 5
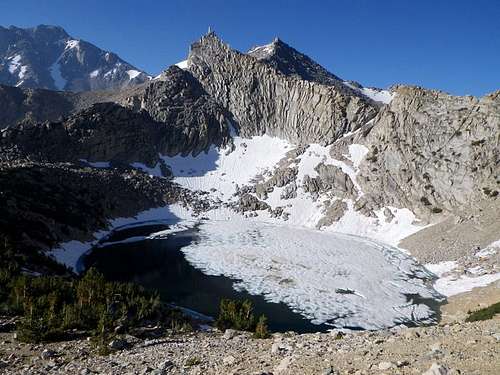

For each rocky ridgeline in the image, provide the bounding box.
[248,37,351,92]
[120,65,233,156]
[0,67,232,166]
[188,32,378,145]
[0,84,75,129]
[356,86,500,219]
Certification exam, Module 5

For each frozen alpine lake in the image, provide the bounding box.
[180,217,443,330]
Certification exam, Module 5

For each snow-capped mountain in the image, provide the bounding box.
[0,25,150,91]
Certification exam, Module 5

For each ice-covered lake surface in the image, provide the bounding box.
[84,223,333,333]
[82,215,443,331]
[180,218,443,330]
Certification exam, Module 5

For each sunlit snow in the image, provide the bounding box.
[175,60,188,69]
[343,81,394,104]
[126,69,142,80]
[426,240,500,296]
[49,61,66,90]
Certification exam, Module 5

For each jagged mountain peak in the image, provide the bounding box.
[245,36,393,104]
[247,36,344,86]
[0,24,150,92]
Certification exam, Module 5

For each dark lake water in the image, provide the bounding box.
[83,223,332,333]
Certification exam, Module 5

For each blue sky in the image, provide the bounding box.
[1,0,499,96]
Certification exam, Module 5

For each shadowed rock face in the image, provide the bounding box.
[248,38,352,93]
[0,84,75,128]
[120,66,233,156]
[0,161,184,264]
[356,86,500,218]
[0,25,150,92]
[0,67,232,165]
[187,33,379,145]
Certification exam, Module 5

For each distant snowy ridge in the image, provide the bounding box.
[0,25,150,91]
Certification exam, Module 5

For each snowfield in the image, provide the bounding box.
[425,240,500,297]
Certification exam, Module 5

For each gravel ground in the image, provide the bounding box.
[400,200,500,264]
[1,319,499,375]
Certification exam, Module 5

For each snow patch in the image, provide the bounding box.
[66,40,80,50]
[248,43,275,56]
[360,87,394,104]
[126,69,142,80]
[160,134,292,200]
[343,81,394,104]
[425,259,500,297]
[79,159,111,168]
[89,69,100,78]
[433,273,500,297]
[346,144,369,168]
[175,60,188,69]
[330,203,424,247]
[476,239,500,258]
[7,54,21,74]
[425,261,457,277]
[49,61,67,90]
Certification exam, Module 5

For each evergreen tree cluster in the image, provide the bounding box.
[0,235,191,344]
[216,298,270,338]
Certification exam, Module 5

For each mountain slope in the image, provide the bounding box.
[0,66,232,165]
[247,37,345,88]
[247,37,393,104]
[187,32,378,145]
[0,25,150,91]
[0,30,498,332]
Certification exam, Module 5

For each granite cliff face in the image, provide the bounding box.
[356,86,500,219]
[187,33,378,145]
[0,25,150,91]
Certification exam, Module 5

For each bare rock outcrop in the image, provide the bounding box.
[187,32,379,145]
[0,67,232,166]
[238,193,270,212]
[357,86,499,219]
[316,200,348,228]
[303,163,356,199]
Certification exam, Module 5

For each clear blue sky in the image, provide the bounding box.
[1,0,499,96]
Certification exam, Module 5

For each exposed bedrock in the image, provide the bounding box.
[0,67,232,166]
[255,167,298,200]
[316,199,348,228]
[303,163,356,199]
[187,33,379,145]
[357,86,500,219]
[238,193,270,212]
